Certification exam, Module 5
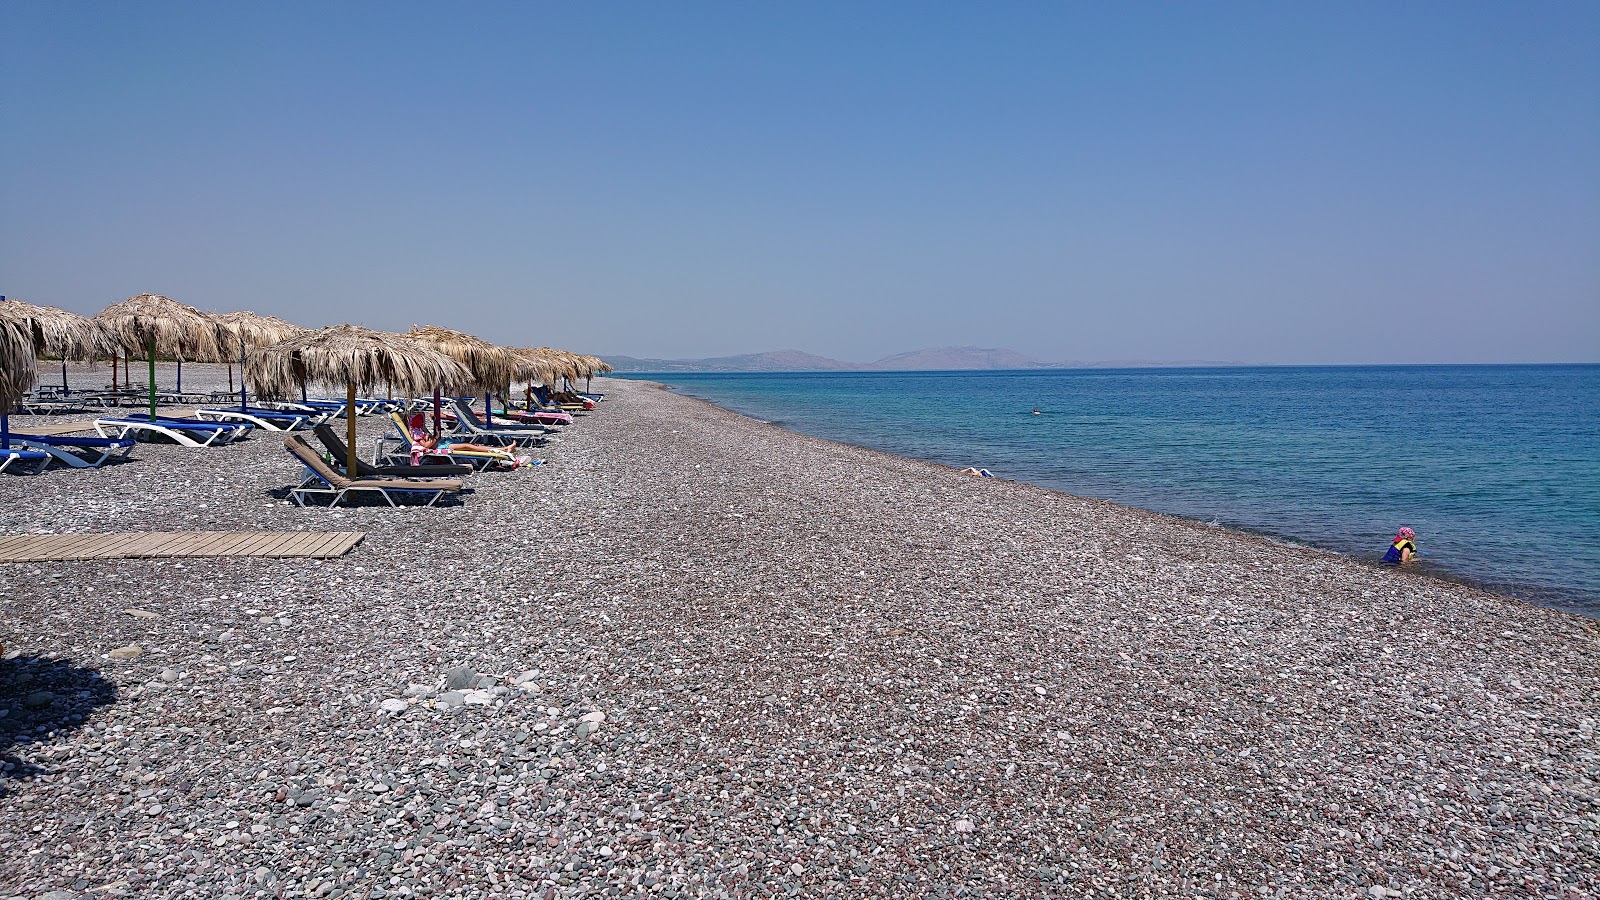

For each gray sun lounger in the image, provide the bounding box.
[284,435,463,507]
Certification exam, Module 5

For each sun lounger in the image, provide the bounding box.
[120,414,253,441]
[446,399,553,447]
[284,435,463,507]
[195,407,313,431]
[498,407,572,427]
[378,413,516,470]
[14,435,136,468]
[0,447,52,475]
[312,424,472,478]
[94,416,243,448]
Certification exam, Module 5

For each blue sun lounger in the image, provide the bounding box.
[447,399,553,448]
[0,447,52,475]
[14,434,137,468]
[94,416,247,448]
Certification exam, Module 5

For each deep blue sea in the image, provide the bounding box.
[622,365,1599,618]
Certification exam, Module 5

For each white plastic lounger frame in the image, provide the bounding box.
[195,409,311,431]
[94,418,232,449]
[446,399,549,448]
[290,470,454,507]
[285,437,461,508]
[14,437,135,468]
[0,448,52,474]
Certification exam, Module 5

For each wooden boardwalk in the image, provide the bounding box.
[0,531,365,562]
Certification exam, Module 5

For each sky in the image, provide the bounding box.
[2,2,1596,365]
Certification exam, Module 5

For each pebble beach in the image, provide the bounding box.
[1,366,1596,899]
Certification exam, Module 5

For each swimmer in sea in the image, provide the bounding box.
[1381,527,1416,565]
[1032,408,1041,415]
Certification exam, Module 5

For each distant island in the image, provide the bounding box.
[601,346,1244,372]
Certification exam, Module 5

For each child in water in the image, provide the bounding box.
[1382,527,1416,565]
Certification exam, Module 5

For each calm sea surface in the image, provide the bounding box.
[621,365,1600,617]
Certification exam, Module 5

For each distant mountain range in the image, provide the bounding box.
[601,346,1243,372]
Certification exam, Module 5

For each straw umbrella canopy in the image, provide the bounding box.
[0,298,118,365]
[0,298,118,400]
[507,347,562,387]
[94,294,226,417]
[215,310,304,350]
[0,320,36,447]
[529,347,582,384]
[579,355,613,392]
[214,311,306,404]
[245,324,469,476]
[406,325,519,390]
[407,325,521,431]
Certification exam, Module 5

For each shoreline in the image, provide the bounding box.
[2,370,1597,898]
[637,375,1598,621]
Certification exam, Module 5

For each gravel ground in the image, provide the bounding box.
[1,365,1596,899]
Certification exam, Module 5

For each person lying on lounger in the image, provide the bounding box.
[407,414,513,464]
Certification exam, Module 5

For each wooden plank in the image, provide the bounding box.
[175,532,235,556]
[228,532,281,556]
[84,533,149,558]
[246,532,300,556]
[11,421,100,437]
[67,535,120,558]
[205,532,260,556]
[120,532,180,559]
[258,532,310,557]
[323,532,365,557]
[300,531,356,557]
[0,535,39,555]
[159,533,221,557]
[300,532,352,557]
[11,534,81,561]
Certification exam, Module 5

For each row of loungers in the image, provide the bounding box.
[0,395,410,475]
[284,394,602,507]
[4,393,598,485]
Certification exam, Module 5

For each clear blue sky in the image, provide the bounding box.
[3,1,1596,364]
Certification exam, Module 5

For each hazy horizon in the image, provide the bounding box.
[3,3,1596,366]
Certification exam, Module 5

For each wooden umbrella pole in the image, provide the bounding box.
[433,387,441,438]
[346,382,359,476]
[147,338,157,420]
[111,350,118,392]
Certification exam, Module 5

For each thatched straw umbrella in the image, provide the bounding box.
[0,297,118,449]
[581,355,613,392]
[246,324,469,476]
[0,297,118,388]
[94,294,226,419]
[407,325,519,436]
[0,319,37,449]
[505,347,562,407]
[214,311,305,406]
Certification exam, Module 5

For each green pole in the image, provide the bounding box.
[148,338,157,420]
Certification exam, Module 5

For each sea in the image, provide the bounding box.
[619,365,1600,618]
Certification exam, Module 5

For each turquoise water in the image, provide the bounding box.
[622,365,1600,617]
